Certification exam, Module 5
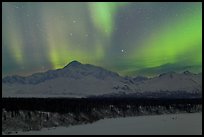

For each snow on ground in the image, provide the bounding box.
[11,113,202,135]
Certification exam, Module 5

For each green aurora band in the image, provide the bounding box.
[129,6,202,75]
[2,2,202,77]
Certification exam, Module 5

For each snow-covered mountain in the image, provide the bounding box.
[133,71,202,93]
[2,61,202,98]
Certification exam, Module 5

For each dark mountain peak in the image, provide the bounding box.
[2,75,25,84]
[183,70,192,75]
[159,71,176,77]
[133,76,148,81]
[62,61,121,79]
[64,60,82,68]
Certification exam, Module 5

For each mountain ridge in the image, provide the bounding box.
[2,61,202,98]
[2,61,121,84]
[2,61,201,83]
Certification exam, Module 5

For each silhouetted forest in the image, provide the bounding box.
[2,97,202,114]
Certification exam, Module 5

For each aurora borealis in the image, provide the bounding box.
[2,2,202,77]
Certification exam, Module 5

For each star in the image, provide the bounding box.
[121,49,124,53]
[70,33,73,36]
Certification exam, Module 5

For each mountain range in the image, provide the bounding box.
[2,61,202,98]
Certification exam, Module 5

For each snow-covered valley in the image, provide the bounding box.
[2,97,202,135]
[10,113,202,135]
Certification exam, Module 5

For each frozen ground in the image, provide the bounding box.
[11,113,202,135]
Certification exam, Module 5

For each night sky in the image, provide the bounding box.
[2,2,202,77]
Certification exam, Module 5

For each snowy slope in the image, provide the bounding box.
[11,113,202,135]
[2,61,202,97]
[2,61,123,97]
[133,71,202,93]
